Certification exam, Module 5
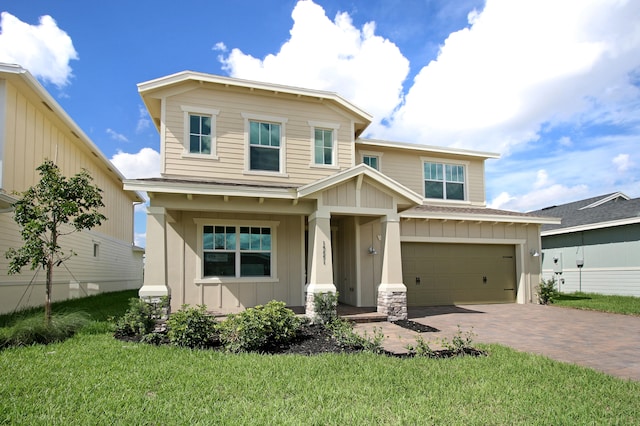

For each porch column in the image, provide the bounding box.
[304,210,336,319]
[377,214,407,321]
[139,207,170,301]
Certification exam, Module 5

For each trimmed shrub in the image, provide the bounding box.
[113,298,156,338]
[327,318,384,353]
[0,311,90,348]
[217,300,301,353]
[166,305,217,348]
[536,277,560,305]
[313,292,338,324]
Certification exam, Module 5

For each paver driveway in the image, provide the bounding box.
[354,304,640,381]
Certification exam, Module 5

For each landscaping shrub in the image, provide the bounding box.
[536,277,560,305]
[327,318,384,353]
[0,311,90,348]
[113,298,157,338]
[313,291,338,324]
[217,300,301,353]
[405,335,434,357]
[166,305,217,348]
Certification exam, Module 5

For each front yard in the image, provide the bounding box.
[0,290,638,424]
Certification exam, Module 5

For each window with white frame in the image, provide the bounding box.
[362,155,379,170]
[314,128,334,165]
[202,225,272,277]
[249,121,281,172]
[181,106,219,157]
[423,162,466,200]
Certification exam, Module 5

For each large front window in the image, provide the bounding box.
[424,162,465,200]
[203,225,272,277]
[250,121,280,171]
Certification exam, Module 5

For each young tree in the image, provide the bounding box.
[5,160,106,324]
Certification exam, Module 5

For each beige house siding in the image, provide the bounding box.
[2,79,136,242]
[162,86,358,185]
[164,209,304,313]
[355,145,487,206]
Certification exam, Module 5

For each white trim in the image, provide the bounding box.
[308,121,340,168]
[242,112,288,175]
[401,236,526,245]
[579,192,630,210]
[0,79,5,187]
[400,212,558,225]
[181,105,219,159]
[541,217,640,236]
[357,138,500,159]
[193,219,279,282]
[360,150,382,171]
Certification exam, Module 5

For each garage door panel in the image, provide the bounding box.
[402,242,516,306]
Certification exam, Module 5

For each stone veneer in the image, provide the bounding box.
[377,290,407,321]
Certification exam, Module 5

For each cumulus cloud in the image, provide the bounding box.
[0,12,78,87]
[106,128,128,142]
[110,148,160,179]
[218,0,409,127]
[383,0,640,153]
[612,153,632,172]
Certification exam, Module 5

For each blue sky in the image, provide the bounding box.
[2,0,639,247]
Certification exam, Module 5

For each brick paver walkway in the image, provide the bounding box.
[354,304,640,381]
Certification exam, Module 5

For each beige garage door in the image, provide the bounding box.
[401,243,516,306]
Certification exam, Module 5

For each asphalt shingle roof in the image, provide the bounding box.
[529,193,640,232]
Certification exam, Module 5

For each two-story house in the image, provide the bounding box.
[0,63,145,314]
[124,71,557,320]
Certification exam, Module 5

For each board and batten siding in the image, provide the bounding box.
[542,224,640,296]
[2,80,135,243]
[355,145,487,206]
[0,215,143,314]
[162,87,357,185]
[164,210,304,314]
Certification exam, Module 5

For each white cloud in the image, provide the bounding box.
[612,153,632,172]
[110,147,160,179]
[106,128,128,142]
[218,0,409,126]
[383,0,640,153]
[0,12,78,87]
[136,105,151,133]
[213,41,227,52]
[134,231,146,248]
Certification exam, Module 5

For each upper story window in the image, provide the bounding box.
[314,129,334,165]
[363,155,379,170]
[181,106,219,158]
[243,113,287,175]
[424,162,466,200]
[308,121,340,168]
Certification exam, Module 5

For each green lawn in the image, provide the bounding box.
[0,290,639,424]
[555,292,640,316]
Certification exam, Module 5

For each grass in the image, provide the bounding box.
[555,292,640,316]
[0,290,639,424]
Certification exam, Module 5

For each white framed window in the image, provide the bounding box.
[195,219,279,282]
[308,121,339,168]
[363,155,379,170]
[181,106,219,158]
[423,160,467,201]
[242,113,287,175]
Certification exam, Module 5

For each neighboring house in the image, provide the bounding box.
[0,63,145,314]
[124,71,558,320]
[530,192,640,297]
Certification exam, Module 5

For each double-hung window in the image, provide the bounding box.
[202,225,272,278]
[181,106,219,157]
[249,121,281,172]
[424,162,466,200]
[314,129,334,165]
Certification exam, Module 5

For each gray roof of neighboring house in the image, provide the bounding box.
[529,192,640,233]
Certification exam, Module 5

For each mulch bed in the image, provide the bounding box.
[391,319,439,333]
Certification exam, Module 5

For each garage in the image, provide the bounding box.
[401,242,517,306]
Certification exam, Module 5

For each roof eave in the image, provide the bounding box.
[356,138,501,160]
[542,217,640,236]
[124,179,298,199]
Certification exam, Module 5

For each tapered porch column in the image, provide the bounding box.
[305,210,336,319]
[377,214,407,320]
[139,207,170,301]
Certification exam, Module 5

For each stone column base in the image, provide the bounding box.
[305,290,337,323]
[377,290,407,321]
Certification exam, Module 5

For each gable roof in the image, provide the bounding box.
[529,192,640,235]
[138,71,373,137]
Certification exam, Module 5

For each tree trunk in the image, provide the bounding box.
[45,259,53,326]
